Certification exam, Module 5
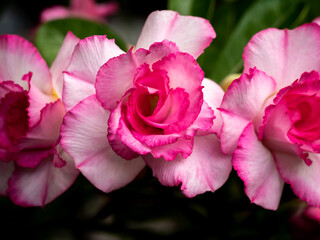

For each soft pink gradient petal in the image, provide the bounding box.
[313,17,320,26]
[243,24,320,90]
[96,50,140,111]
[96,41,180,111]
[275,152,320,207]
[136,10,216,59]
[145,134,232,197]
[27,81,57,127]
[63,35,124,111]
[50,31,80,98]
[233,123,284,210]
[108,95,151,159]
[201,78,225,136]
[19,100,65,150]
[153,52,204,133]
[61,95,146,192]
[0,35,52,93]
[7,150,78,207]
[40,6,69,22]
[219,68,276,154]
[0,160,14,196]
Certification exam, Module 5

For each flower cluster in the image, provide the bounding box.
[1,9,320,211]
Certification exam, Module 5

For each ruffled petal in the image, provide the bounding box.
[145,134,232,197]
[63,35,124,110]
[60,95,146,192]
[233,123,284,210]
[219,68,277,154]
[0,34,52,94]
[50,31,80,98]
[136,10,216,59]
[243,24,320,90]
[275,152,320,207]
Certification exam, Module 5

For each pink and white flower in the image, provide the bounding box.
[61,10,232,197]
[219,23,320,210]
[0,32,80,206]
[40,0,118,23]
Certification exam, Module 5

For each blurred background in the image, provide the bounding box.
[1,0,320,239]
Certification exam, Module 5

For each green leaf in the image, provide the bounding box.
[207,0,307,82]
[34,18,127,66]
[168,0,194,15]
[168,0,215,19]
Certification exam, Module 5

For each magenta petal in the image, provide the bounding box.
[243,24,320,90]
[233,123,284,210]
[275,152,320,207]
[145,134,232,197]
[15,148,53,168]
[0,160,14,196]
[0,34,52,93]
[61,95,146,192]
[136,10,216,59]
[8,151,78,207]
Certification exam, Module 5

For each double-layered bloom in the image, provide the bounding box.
[219,23,320,210]
[0,33,79,206]
[61,10,232,197]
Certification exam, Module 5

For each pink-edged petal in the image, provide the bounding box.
[136,10,216,59]
[19,100,65,150]
[15,148,53,168]
[0,80,24,98]
[243,24,320,90]
[313,17,320,26]
[40,6,69,22]
[0,35,52,93]
[61,95,146,192]
[63,35,124,110]
[144,134,232,197]
[108,95,151,159]
[96,50,140,111]
[0,160,14,196]
[50,31,80,98]
[7,150,78,207]
[153,52,204,133]
[233,123,284,210]
[274,152,320,207]
[219,68,277,154]
[27,81,57,127]
[201,78,225,136]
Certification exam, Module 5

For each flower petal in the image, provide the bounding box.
[219,68,276,154]
[233,123,284,210]
[0,34,52,93]
[63,35,124,111]
[145,134,232,197]
[60,95,146,192]
[50,31,80,98]
[7,150,78,207]
[243,24,320,90]
[136,10,216,59]
[275,152,320,207]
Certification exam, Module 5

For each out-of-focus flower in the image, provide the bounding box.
[40,0,118,23]
[219,23,320,210]
[61,10,232,197]
[0,32,80,206]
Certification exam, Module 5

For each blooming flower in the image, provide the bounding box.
[0,32,80,206]
[40,0,118,23]
[60,10,232,197]
[219,23,320,210]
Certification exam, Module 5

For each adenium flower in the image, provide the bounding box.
[61,10,232,197]
[0,32,80,206]
[219,23,320,210]
[40,0,118,23]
